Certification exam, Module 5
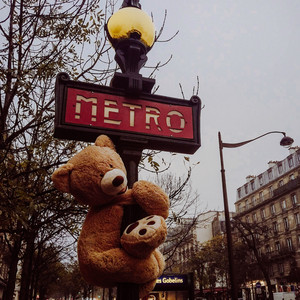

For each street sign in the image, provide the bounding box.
[54,73,201,154]
[154,274,190,291]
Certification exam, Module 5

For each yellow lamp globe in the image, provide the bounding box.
[107,7,155,49]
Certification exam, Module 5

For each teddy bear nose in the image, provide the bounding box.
[112,176,124,187]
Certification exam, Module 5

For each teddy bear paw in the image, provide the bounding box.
[121,215,167,258]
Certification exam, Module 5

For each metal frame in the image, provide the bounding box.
[54,72,202,154]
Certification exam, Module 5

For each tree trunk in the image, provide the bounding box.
[264,274,274,300]
[4,238,22,300]
[19,232,35,300]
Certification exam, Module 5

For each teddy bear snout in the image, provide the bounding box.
[101,169,128,196]
[112,176,124,187]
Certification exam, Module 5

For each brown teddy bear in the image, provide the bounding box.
[52,135,169,297]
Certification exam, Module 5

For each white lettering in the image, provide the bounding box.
[122,103,142,127]
[166,110,185,133]
[75,95,97,121]
[145,107,162,131]
[162,277,184,284]
[104,100,121,125]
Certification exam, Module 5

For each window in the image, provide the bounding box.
[259,175,263,186]
[252,196,256,206]
[290,174,295,181]
[288,156,294,168]
[283,217,289,231]
[246,215,250,223]
[287,237,293,251]
[252,213,257,222]
[269,186,274,197]
[261,209,266,220]
[238,189,241,198]
[281,199,287,211]
[278,180,284,187]
[251,180,255,191]
[269,264,274,276]
[291,194,298,206]
[273,221,278,234]
[244,184,248,194]
[265,244,271,253]
[278,163,283,174]
[295,213,300,226]
[270,204,276,215]
[259,191,264,201]
[268,169,273,180]
[275,241,281,252]
[245,199,249,210]
[278,263,284,274]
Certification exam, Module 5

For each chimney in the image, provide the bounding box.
[268,161,278,168]
[289,146,299,155]
[246,175,255,182]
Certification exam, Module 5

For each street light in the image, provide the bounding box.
[105,0,155,94]
[218,131,294,300]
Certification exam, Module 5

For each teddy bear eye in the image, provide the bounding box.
[109,164,113,168]
[100,173,104,178]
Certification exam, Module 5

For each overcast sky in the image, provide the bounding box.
[138,0,300,211]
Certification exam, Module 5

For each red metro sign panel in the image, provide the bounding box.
[65,88,194,139]
[54,73,201,154]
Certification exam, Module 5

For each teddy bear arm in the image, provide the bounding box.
[132,180,170,218]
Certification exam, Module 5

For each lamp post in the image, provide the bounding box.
[218,131,294,300]
[105,0,155,95]
[105,1,156,299]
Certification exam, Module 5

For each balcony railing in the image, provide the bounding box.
[265,247,295,261]
[236,177,300,215]
[273,177,300,198]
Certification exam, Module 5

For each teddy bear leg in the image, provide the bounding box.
[139,279,158,298]
[121,215,167,258]
[137,250,165,298]
[152,248,165,276]
[78,247,163,286]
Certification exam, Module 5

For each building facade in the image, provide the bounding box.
[161,211,235,299]
[234,147,300,292]
[163,211,228,273]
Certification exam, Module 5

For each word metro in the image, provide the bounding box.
[66,88,193,139]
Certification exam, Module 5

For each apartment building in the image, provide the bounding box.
[162,211,226,273]
[161,210,235,300]
[234,146,300,291]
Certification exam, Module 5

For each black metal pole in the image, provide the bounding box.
[218,132,238,300]
[117,141,147,300]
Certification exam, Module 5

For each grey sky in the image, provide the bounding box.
[139,0,300,211]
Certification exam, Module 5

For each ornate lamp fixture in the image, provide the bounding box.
[105,0,155,94]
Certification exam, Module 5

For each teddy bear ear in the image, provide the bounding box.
[95,135,115,150]
[51,163,74,193]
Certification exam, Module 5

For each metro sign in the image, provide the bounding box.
[54,73,201,154]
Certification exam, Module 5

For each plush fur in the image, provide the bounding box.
[52,135,169,297]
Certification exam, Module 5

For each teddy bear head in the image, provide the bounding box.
[52,135,128,207]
